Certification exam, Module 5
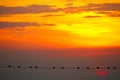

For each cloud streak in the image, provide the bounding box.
[63,3,120,17]
[83,16,102,18]
[0,22,55,29]
[42,14,62,17]
[0,5,60,15]
[97,11,120,17]
[0,3,120,17]
[86,3,120,11]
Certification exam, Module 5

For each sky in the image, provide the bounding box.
[0,0,120,80]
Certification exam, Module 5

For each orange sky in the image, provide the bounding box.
[0,0,120,49]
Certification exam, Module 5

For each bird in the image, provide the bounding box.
[96,67,100,69]
[107,66,110,69]
[87,67,90,69]
[8,65,11,68]
[53,66,56,69]
[18,66,21,68]
[35,66,38,68]
[77,67,80,69]
[61,67,64,69]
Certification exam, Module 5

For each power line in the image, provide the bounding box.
[0,65,120,70]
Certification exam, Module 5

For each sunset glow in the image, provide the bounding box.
[0,1,120,80]
[0,0,120,50]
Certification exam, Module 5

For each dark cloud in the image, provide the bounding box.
[63,3,120,14]
[97,11,120,17]
[0,22,40,28]
[87,3,120,11]
[42,14,62,17]
[83,16,102,18]
[0,22,55,29]
[40,23,56,26]
[0,3,120,16]
[0,5,60,15]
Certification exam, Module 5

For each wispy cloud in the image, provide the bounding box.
[83,16,102,18]
[63,3,120,17]
[64,3,120,12]
[0,22,55,29]
[42,14,62,17]
[0,3,120,17]
[86,3,120,11]
[97,11,120,17]
[0,5,60,15]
